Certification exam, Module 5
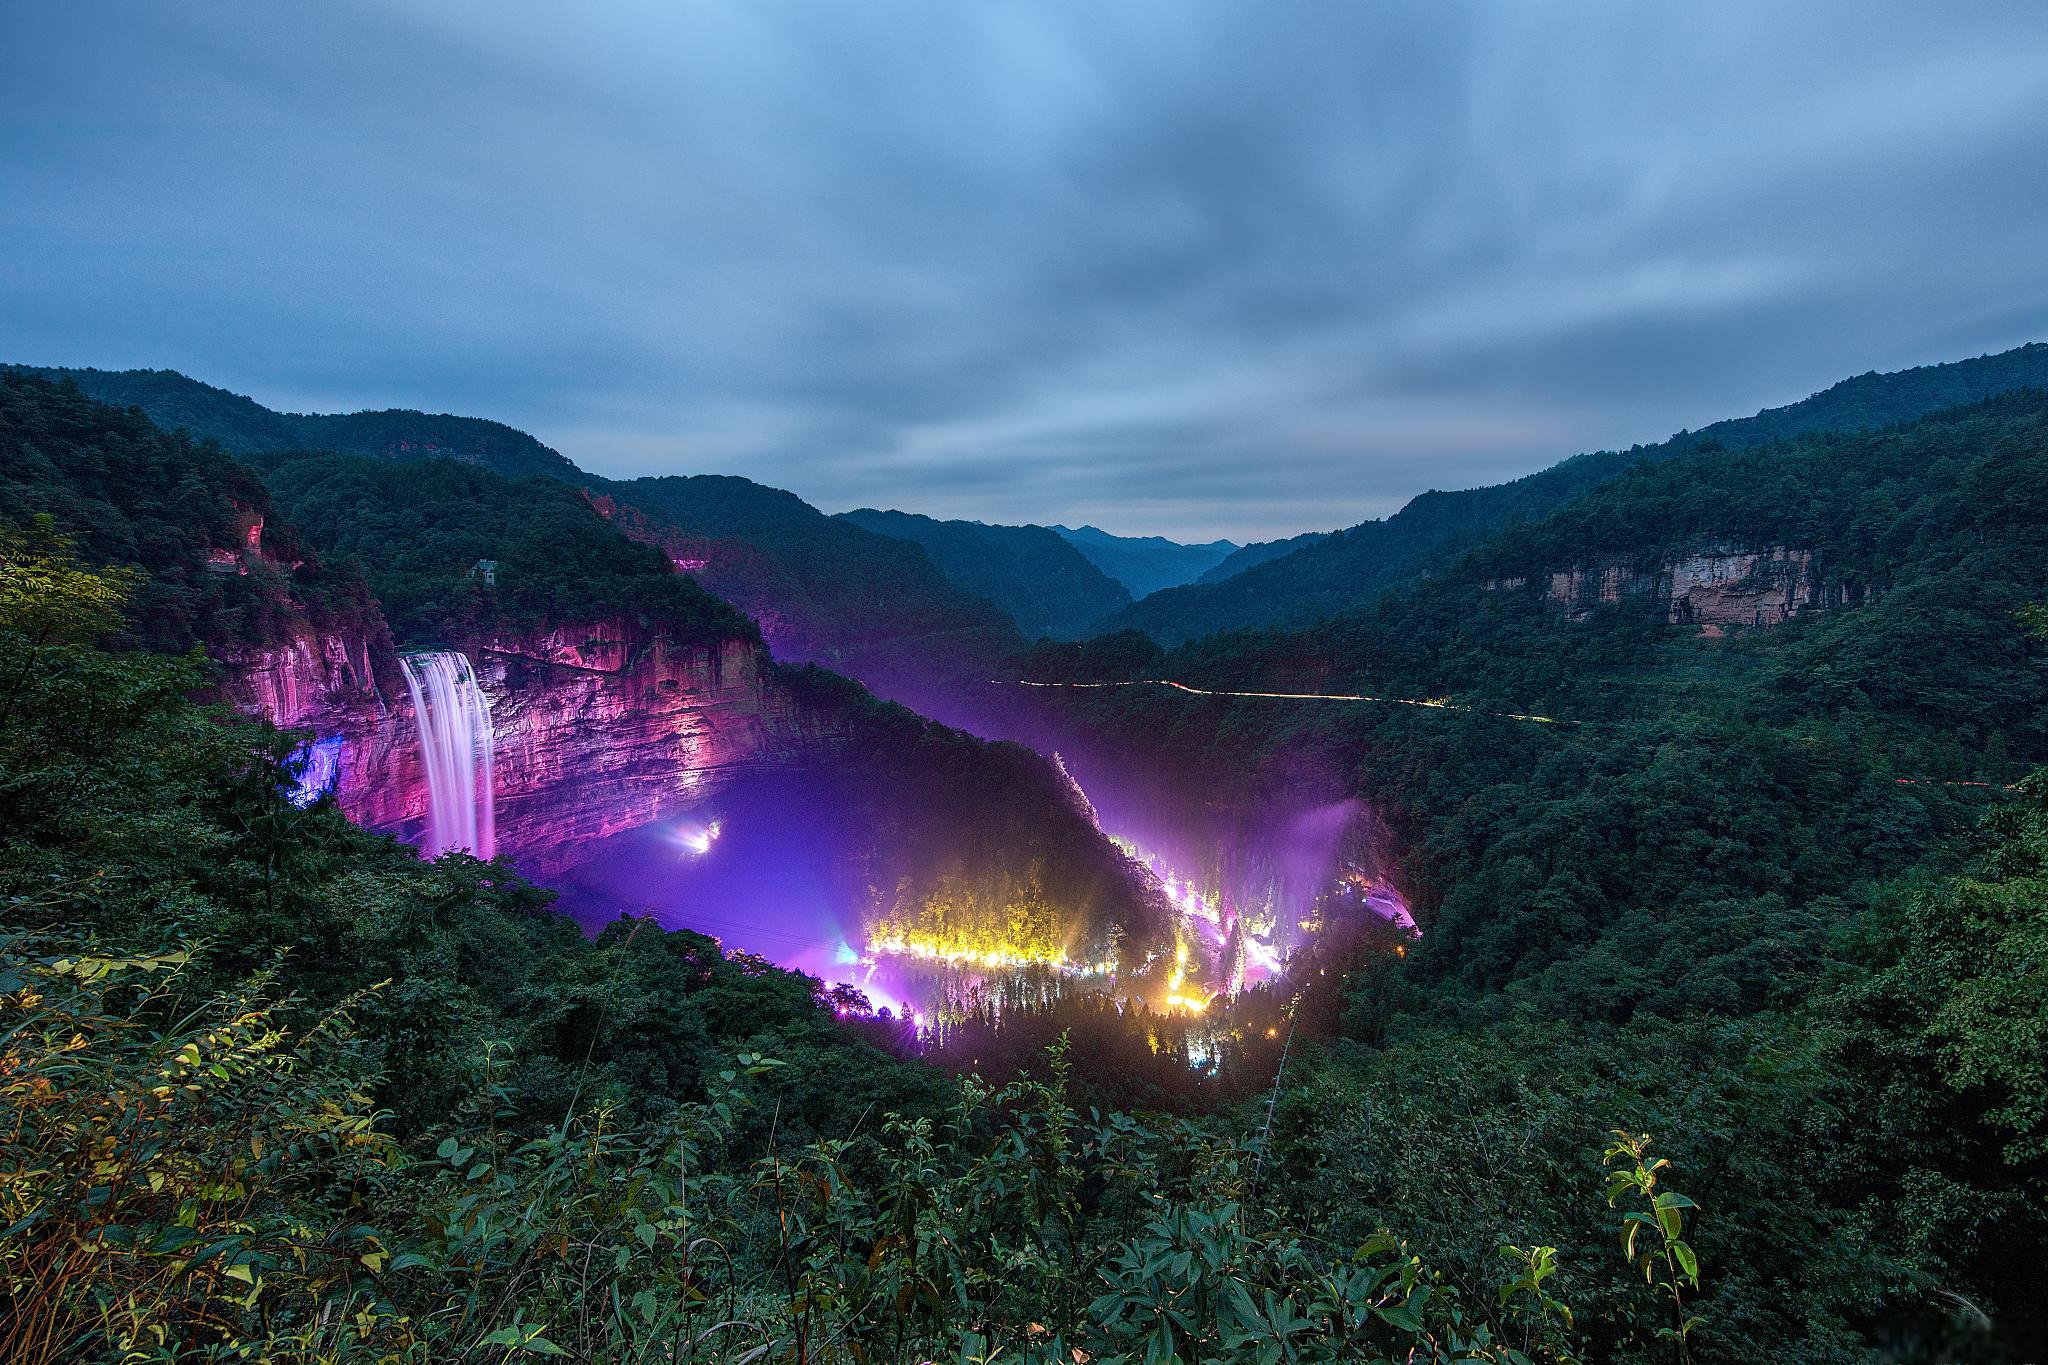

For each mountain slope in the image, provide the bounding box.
[837,508,1131,639]
[1194,531,1329,585]
[12,365,1025,709]
[248,453,757,649]
[0,369,386,659]
[1106,341,2048,644]
[12,366,582,479]
[586,475,1021,713]
[1052,524,1237,597]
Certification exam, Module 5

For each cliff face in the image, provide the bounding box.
[473,629,822,875]
[222,621,823,876]
[1488,545,1865,635]
[226,629,384,731]
[1660,548,1819,634]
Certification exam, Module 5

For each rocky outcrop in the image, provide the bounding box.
[1662,548,1818,635]
[475,630,823,875]
[1489,545,1845,635]
[222,621,828,877]
[225,630,383,728]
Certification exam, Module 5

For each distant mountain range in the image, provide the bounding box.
[1099,341,2048,644]
[836,508,1130,640]
[1050,525,1239,597]
[23,341,2048,662]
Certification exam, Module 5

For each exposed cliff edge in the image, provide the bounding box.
[1487,545,1877,634]
[221,620,824,877]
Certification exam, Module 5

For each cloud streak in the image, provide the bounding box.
[4,1,2047,539]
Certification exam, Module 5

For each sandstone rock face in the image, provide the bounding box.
[222,621,825,876]
[1663,547,1818,635]
[1491,545,1838,634]
[224,630,383,730]
[1543,564,1638,615]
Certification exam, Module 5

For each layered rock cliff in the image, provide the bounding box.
[1487,545,1872,635]
[222,620,825,876]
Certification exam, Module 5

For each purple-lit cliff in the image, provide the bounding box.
[222,619,827,876]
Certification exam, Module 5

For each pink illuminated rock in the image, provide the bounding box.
[222,620,827,876]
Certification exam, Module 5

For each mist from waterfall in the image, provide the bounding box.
[400,650,496,860]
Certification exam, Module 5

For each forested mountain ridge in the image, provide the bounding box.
[587,475,1022,712]
[11,363,1029,707]
[1195,529,1330,584]
[1106,340,2048,644]
[251,452,760,649]
[9,365,583,479]
[838,506,1132,639]
[0,369,389,660]
[1006,386,2048,1356]
[1052,522,1239,596]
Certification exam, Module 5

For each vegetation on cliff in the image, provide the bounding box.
[253,452,758,649]
[7,368,2048,1359]
[0,371,385,656]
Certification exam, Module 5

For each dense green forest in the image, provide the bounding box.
[10,514,1744,1364]
[253,453,757,648]
[8,366,582,479]
[1107,341,2048,644]
[838,507,1132,639]
[0,371,385,656]
[1010,388,2048,1358]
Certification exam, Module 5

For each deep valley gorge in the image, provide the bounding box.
[8,16,2048,1358]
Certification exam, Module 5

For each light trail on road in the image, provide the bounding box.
[1000,677,1580,726]
[1003,681,2031,790]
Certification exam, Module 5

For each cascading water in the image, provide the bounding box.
[399,650,496,859]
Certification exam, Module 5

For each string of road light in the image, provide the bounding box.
[1000,676,1578,725]
[999,677,2028,790]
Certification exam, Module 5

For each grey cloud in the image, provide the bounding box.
[3,0,2046,541]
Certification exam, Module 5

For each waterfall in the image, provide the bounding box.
[399,650,496,860]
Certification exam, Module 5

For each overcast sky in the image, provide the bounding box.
[5,3,2047,540]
